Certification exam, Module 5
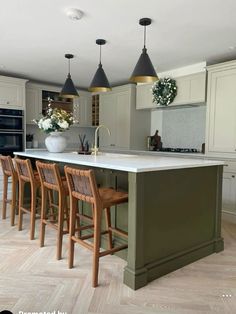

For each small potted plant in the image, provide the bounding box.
[26,134,34,148]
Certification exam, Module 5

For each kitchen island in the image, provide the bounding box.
[14,150,224,290]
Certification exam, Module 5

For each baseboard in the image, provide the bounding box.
[222,210,236,224]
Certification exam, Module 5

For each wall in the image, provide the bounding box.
[26,124,95,150]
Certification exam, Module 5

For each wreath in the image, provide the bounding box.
[152,77,177,106]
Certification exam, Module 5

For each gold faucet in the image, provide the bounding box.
[92,124,111,156]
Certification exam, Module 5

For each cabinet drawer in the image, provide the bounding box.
[224,161,236,172]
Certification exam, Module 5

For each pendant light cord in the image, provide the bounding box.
[68,58,71,74]
[144,25,146,48]
[99,44,102,65]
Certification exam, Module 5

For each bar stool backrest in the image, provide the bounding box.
[64,166,102,207]
[36,161,63,192]
[0,155,16,177]
[15,158,34,183]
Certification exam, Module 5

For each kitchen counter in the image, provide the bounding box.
[14,150,224,290]
[16,150,224,172]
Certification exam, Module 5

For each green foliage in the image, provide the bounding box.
[152,77,177,106]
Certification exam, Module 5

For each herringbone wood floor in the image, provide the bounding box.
[0,204,236,314]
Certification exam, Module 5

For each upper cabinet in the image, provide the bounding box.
[25,82,92,126]
[206,60,236,156]
[73,91,92,127]
[99,84,151,150]
[136,72,206,110]
[0,75,27,109]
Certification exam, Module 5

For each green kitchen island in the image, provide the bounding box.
[14,150,224,290]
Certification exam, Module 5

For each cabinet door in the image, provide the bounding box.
[116,91,130,149]
[190,73,206,103]
[99,94,117,148]
[208,68,236,153]
[73,94,92,126]
[0,81,24,109]
[170,73,206,106]
[136,83,156,109]
[171,76,191,105]
[222,172,236,214]
[26,88,41,124]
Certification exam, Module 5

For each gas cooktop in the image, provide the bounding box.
[159,148,200,153]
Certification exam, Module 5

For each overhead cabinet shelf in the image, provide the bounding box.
[136,72,206,110]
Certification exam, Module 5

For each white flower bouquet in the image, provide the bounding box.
[33,103,75,134]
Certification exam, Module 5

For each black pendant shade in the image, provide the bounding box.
[130,18,158,83]
[60,54,79,98]
[88,39,111,92]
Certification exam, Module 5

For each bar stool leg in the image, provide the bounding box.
[57,194,64,260]
[18,181,25,231]
[2,174,8,220]
[105,207,113,250]
[40,187,47,247]
[92,207,102,288]
[10,178,17,226]
[68,197,77,268]
[30,187,37,240]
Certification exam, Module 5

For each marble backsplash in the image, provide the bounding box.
[161,106,206,150]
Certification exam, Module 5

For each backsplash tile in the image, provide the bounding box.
[161,106,206,149]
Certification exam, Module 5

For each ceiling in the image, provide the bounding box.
[1,0,236,89]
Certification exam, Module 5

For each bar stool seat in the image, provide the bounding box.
[36,161,70,260]
[99,188,128,208]
[0,156,18,226]
[64,166,128,287]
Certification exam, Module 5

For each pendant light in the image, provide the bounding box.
[88,39,111,92]
[130,18,158,83]
[60,54,79,98]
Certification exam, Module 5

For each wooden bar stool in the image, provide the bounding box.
[14,158,41,240]
[0,155,18,226]
[64,166,128,287]
[36,161,69,260]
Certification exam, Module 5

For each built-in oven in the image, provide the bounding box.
[0,108,23,131]
[0,108,24,156]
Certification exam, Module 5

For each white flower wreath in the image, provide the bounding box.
[152,77,177,106]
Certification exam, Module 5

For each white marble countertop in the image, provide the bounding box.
[14,150,225,173]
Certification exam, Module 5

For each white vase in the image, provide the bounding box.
[45,132,67,153]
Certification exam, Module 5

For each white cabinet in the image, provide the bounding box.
[171,72,206,106]
[222,161,236,221]
[206,61,236,156]
[26,83,92,126]
[0,76,27,109]
[136,83,156,109]
[25,86,41,123]
[99,84,150,150]
[73,91,92,127]
[136,72,206,109]
[222,172,236,214]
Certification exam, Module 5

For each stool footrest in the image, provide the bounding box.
[109,227,128,238]
[99,244,128,257]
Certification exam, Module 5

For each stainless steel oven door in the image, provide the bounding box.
[0,115,23,131]
[0,131,24,156]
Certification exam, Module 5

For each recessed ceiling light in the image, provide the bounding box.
[229,46,236,50]
[65,8,83,21]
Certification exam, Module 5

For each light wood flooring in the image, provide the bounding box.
[0,205,236,314]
